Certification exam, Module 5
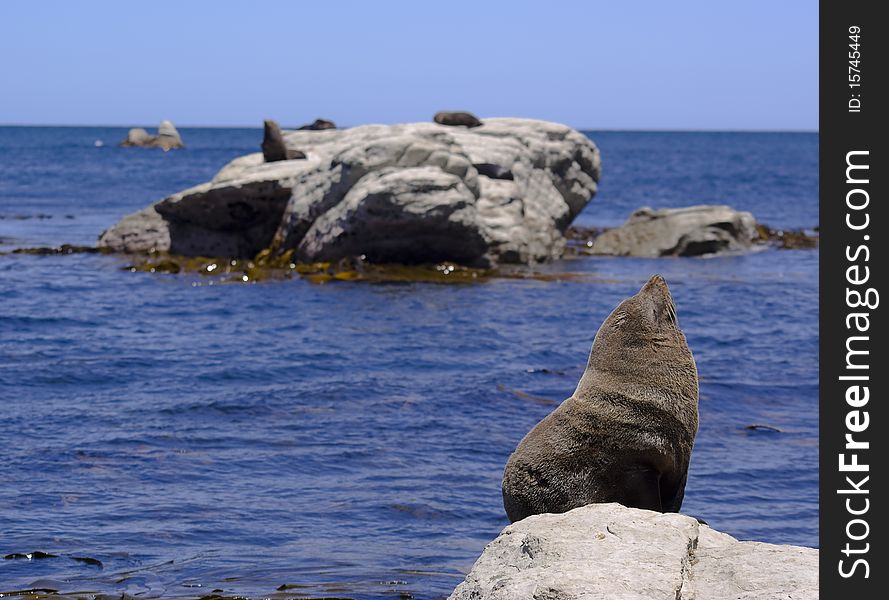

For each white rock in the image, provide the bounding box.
[156,120,184,148]
[297,166,485,263]
[591,205,758,257]
[122,128,152,145]
[449,503,817,600]
[118,120,185,150]
[96,206,170,253]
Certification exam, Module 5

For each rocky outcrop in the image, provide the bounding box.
[449,503,817,600]
[100,118,601,265]
[119,120,184,150]
[591,205,758,257]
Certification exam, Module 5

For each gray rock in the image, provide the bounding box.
[95,205,170,253]
[119,121,185,150]
[298,167,487,264]
[122,128,152,146]
[591,205,758,257]
[100,118,601,264]
[449,503,817,600]
[155,120,184,149]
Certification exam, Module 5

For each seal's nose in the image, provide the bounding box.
[641,274,670,297]
[639,274,677,324]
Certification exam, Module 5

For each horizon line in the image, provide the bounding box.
[0,122,819,134]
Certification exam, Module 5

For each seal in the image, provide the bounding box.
[433,111,482,128]
[262,119,306,162]
[298,118,337,131]
[501,274,699,522]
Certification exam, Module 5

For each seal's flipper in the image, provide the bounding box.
[620,467,663,512]
[662,471,688,513]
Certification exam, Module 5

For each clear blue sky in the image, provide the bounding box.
[0,1,817,130]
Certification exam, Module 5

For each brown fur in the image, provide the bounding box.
[262,119,306,162]
[433,111,482,128]
[502,275,699,522]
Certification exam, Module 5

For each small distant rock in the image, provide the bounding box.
[155,120,184,149]
[119,121,184,150]
[434,111,482,128]
[297,118,337,131]
[591,205,758,257]
[122,128,152,145]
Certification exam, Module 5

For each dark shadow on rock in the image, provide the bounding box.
[158,186,291,258]
[474,163,514,180]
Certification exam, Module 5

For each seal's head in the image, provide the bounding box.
[577,275,698,419]
[597,274,680,346]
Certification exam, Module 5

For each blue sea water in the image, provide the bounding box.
[0,127,818,599]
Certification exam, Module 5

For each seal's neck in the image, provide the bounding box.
[573,361,699,431]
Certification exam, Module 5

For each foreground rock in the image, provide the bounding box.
[100,118,600,265]
[450,503,817,600]
[591,205,757,257]
[119,120,184,150]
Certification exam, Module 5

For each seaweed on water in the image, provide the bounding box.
[118,249,592,285]
[7,245,111,256]
[2,242,593,284]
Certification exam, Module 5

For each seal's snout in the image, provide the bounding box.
[639,274,677,325]
[640,274,671,298]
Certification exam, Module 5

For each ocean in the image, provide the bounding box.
[0,127,818,599]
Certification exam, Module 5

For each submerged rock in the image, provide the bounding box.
[119,121,184,150]
[449,503,817,600]
[100,118,601,265]
[591,205,758,257]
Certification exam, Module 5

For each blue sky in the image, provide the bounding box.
[0,1,817,130]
